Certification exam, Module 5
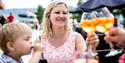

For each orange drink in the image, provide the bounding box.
[95,18,107,33]
[80,20,96,33]
[95,17,114,33]
[105,18,114,30]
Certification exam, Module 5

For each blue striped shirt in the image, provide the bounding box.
[0,53,23,63]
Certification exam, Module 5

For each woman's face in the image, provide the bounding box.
[12,32,32,55]
[49,4,68,28]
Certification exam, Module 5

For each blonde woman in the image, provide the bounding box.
[40,0,99,63]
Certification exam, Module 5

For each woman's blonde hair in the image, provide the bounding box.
[0,22,32,53]
[41,0,72,37]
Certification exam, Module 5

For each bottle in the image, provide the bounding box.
[39,53,48,63]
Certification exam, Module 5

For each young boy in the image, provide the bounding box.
[0,22,44,63]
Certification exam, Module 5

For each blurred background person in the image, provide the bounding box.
[8,12,15,23]
[0,14,7,26]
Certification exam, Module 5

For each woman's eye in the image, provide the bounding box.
[63,12,67,14]
[55,12,60,14]
[54,11,67,15]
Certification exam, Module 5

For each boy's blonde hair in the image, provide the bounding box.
[41,0,72,37]
[0,22,32,53]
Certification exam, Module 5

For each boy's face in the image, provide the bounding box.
[12,32,32,55]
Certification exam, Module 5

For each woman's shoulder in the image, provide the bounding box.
[72,31,83,37]
[69,31,84,41]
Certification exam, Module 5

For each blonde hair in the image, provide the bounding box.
[0,22,32,52]
[41,0,72,37]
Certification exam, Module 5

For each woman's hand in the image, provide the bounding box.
[86,32,99,52]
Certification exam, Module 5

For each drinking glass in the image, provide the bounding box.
[93,7,122,57]
[80,12,98,60]
[76,11,100,63]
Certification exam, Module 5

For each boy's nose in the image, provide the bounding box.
[29,40,33,46]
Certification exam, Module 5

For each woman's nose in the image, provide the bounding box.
[59,13,64,17]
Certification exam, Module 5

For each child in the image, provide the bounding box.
[0,22,44,63]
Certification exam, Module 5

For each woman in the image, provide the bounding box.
[40,0,99,63]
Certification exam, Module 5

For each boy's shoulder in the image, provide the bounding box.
[0,53,7,63]
[0,53,17,63]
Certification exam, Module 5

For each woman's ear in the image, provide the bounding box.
[6,42,15,51]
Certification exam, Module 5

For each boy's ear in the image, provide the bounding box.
[6,42,15,51]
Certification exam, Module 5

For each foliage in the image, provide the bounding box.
[36,5,45,24]
[112,8,125,27]
[70,0,84,22]
[70,13,81,22]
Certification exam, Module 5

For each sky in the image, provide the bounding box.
[2,0,78,9]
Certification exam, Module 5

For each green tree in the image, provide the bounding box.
[112,8,125,28]
[77,0,84,5]
[70,0,84,22]
[36,5,45,24]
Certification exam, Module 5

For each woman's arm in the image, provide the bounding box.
[75,32,87,53]
[75,32,99,53]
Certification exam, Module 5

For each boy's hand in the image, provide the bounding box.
[32,43,44,53]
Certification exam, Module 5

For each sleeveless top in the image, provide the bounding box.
[41,31,77,63]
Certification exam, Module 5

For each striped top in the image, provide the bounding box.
[0,53,23,63]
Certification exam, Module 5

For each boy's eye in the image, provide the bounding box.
[24,38,29,41]
[24,36,31,41]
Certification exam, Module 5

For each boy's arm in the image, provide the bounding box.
[28,43,44,63]
[28,52,42,63]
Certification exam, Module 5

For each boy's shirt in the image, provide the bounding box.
[0,53,23,63]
